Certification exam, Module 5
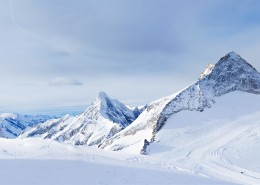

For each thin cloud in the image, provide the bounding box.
[49,77,83,86]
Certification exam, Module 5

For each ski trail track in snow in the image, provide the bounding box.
[199,124,260,185]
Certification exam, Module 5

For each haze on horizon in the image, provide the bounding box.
[1,0,260,115]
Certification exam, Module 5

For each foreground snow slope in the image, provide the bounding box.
[0,138,236,185]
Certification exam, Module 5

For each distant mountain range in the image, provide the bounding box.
[0,113,52,138]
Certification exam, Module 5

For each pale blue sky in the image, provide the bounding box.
[1,0,260,115]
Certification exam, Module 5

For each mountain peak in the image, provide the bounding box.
[86,91,139,128]
[217,51,245,66]
[199,52,258,82]
[216,51,257,71]
[199,52,260,96]
[224,51,241,60]
[199,52,248,80]
[98,91,109,99]
[97,91,114,107]
[96,92,113,111]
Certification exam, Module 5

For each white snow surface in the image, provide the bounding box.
[0,138,236,185]
[99,91,260,184]
[148,92,260,185]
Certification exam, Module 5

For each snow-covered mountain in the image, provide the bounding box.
[100,52,260,153]
[7,51,260,185]
[0,113,52,138]
[20,115,75,139]
[22,92,144,146]
[19,51,260,156]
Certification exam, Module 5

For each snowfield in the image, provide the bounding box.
[0,138,236,185]
[147,92,260,185]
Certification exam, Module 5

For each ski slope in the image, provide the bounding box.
[148,92,260,185]
[0,138,235,185]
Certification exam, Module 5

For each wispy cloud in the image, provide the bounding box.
[49,77,83,86]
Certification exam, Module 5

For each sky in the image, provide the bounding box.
[1,0,260,115]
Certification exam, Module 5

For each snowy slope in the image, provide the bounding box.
[0,113,52,138]
[22,92,143,146]
[100,52,260,153]
[20,114,75,139]
[0,138,236,185]
[148,92,260,185]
